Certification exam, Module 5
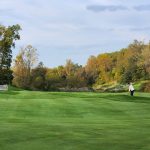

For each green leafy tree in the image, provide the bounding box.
[0,24,21,84]
[30,62,47,90]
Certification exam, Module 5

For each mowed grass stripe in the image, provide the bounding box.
[0,91,150,150]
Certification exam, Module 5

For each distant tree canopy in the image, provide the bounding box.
[0,24,21,84]
[12,40,150,91]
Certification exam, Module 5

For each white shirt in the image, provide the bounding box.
[129,85,134,91]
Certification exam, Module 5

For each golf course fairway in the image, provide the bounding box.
[0,90,150,150]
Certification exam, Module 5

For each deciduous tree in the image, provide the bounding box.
[0,24,21,84]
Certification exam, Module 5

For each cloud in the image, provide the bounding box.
[86,5,128,12]
[0,8,13,15]
[1,0,150,67]
[130,27,150,31]
[134,5,150,11]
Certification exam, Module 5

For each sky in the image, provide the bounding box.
[0,0,150,67]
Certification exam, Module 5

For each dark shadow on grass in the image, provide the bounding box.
[101,95,150,104]
[8,86,23,91]
[0,91,19,95]
[45,92,150,104]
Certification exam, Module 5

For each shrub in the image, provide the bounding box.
[140,82,150,92]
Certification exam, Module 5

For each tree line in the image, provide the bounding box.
[0,24,150,91]
[12,40,150,91]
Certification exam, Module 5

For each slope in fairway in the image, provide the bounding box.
[0,91,150,150]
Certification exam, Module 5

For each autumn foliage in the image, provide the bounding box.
[12,40,150,91]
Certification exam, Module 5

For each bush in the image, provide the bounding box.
[140,82,150,92]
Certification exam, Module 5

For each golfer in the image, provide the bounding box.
[129,83,134,96]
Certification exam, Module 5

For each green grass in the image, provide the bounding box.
[0,90,150,150]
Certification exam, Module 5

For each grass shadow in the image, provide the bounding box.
[102,94,150,104]
[0,90,20,95]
